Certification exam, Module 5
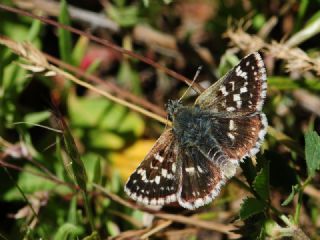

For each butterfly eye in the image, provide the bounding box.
[166,100,179,119]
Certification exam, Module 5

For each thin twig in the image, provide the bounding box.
[110,229,149,240]
[11,122,62,133]
[0,36,169,125]
[44,53,167,118]
[92,183,238,237]
[140,220,172,239]
[49,64,169,125]
[303,185,320,202]
[0,160,75,189]
[13,0,119,32]
[292,89,320,117]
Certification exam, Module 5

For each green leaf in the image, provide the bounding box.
[305,131,320,177]
[27,19,43,42]
[268,76,320,91]
[23,111,51,125]
[53,223,83,240]
[107,4,139,27]
[297,0,309,21]
[142,0,149,6]
[81,153,102,183]
[68,94,113,127]
[106,220,120,237]
[82,231,100,240]
[281,184,300,206]
[240,158,257,185]
[253,14,266,30]
[240,198,266,220]
[71,36,88,66]
[93,157,102,184]
[58,0,73,64]
[118,60,142,95]
[55,112,88,192]
[2,165,60,201]
[305,10,320,27]
[253,163,270,201]
[67,196,78,224]
[88,130,125,150]
[68,94,144,137]
[86,58,102,74]
[118,111,145,137]
[216,53,239,78]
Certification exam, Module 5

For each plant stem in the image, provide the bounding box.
[294,191,303,224]
[81,190,95,233]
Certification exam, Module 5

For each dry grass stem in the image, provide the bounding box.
[140,220,173,239]
[92,183,238,237]
[225,27,320,76]
[303,185,320,202]
[44,54,167,118]
[292,89,320,117]
[109,229,149,240]
[0,35,169,126]
[13,0,119,32]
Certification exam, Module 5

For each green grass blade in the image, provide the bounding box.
[58,0,73,64]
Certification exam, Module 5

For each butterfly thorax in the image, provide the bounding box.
[167,99,211,147]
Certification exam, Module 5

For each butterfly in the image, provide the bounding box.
[124,52,267,210]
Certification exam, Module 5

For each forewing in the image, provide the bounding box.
[195,52,267,114]
[177,145,226,210]
[209,113,268,161]
[124,129,180,206]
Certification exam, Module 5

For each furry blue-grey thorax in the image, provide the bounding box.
[167,99,203,120]
[167,99,209,148]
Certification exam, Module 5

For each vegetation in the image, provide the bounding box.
[0,0,320,239]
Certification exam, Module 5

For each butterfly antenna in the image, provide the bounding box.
[179,66,202,102]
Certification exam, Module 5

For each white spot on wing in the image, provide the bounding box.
[235,66,248,79]
[154,152,164,162]
[229,120,235,130]
[228,132,235,140]
[161,168,167,177]
[240,87,247,93]
[155,175,161,184]
[172,163,176,172]
[226,106,235,112]
[185,167,195,173]
[233,94,240,101]
[230,81,235,91]
[219,85,228,96]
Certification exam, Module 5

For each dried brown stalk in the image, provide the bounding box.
[0,35,169,125]
[225,27,320,76]
[12,0,119,32]
[93,183,239,238]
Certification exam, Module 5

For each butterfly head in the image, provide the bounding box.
[166,99,183,121]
